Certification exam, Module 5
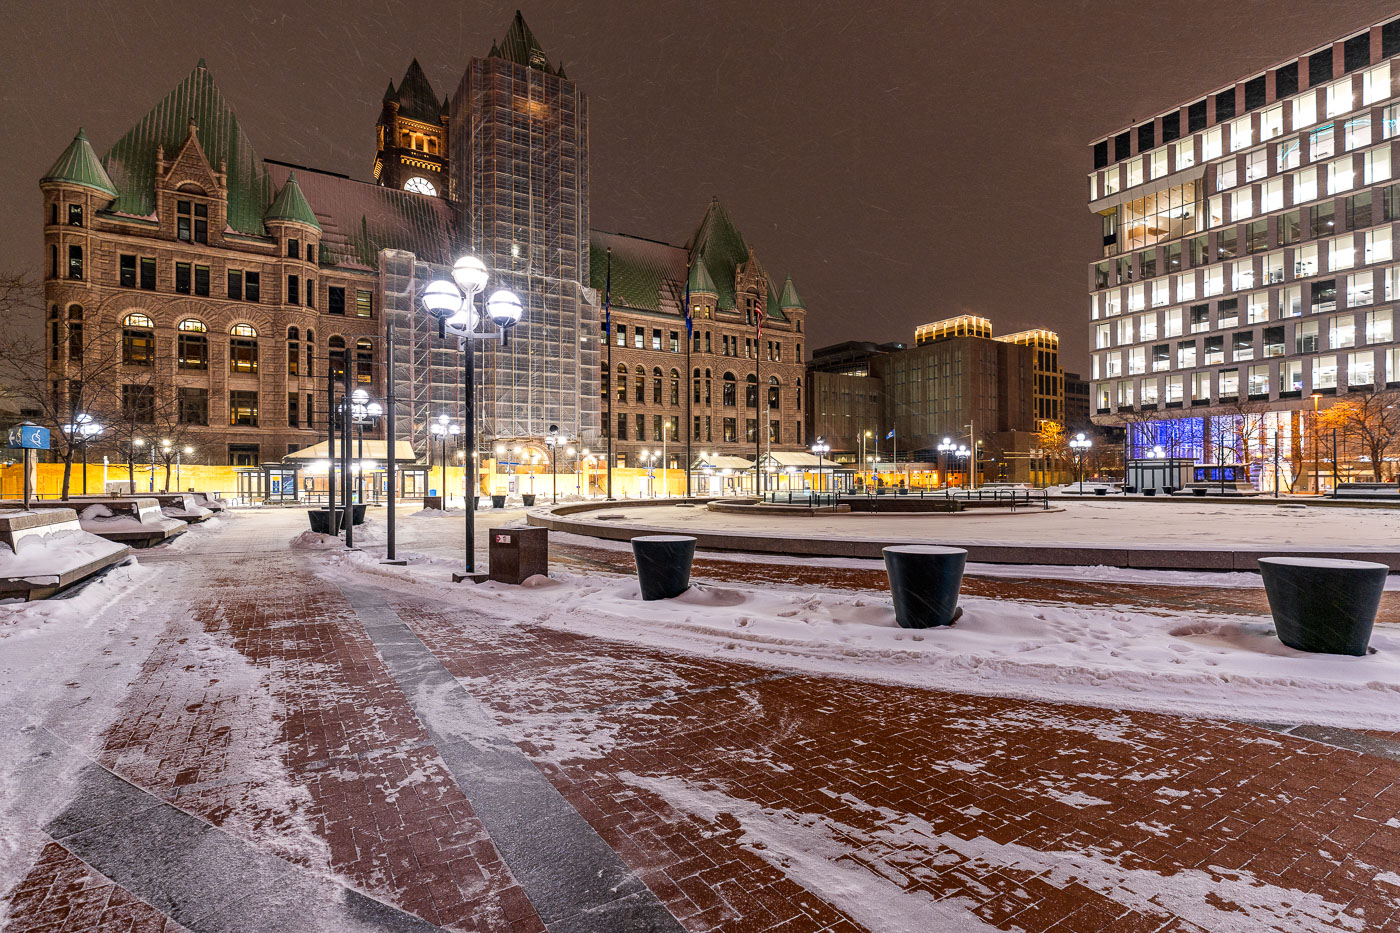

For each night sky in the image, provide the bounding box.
[3,0,1397,369]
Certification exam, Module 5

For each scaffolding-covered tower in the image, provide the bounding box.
[449,13,600,448]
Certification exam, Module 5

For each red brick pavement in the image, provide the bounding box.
[5,515,1400,932]
[3,842,189,933]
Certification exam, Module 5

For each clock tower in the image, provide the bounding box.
[374,59,448,197]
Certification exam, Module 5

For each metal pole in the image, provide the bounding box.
[1313,398,1320,495]
[386,331,397,561]
[357,422,364,505]
[685,276,692,498]
[327,357,336,534]
[754,324,761,497]
[1274,431,1280,500]
[605,248,614,500]
[148,443,154,493]
[1332,427,1339,490]
[463,327,476,575]
[342,389,354,548]
[81,439,87,494]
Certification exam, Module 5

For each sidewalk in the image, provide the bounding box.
[3,509,1398,931]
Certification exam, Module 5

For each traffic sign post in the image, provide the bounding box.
[7,422,50,510]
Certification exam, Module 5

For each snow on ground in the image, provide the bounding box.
[321,551,1400,731]
[0,512,238,921]
[575,499,1400,549]
[621,772,1365,933]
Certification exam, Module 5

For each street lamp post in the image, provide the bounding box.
[1069,432,1093,494]
[421,255,522,580]
[159,439,171,492]
[63,413,101,494]
[810,437,830,496]
[429,415,462,508]
[546,425,562,504]
[349,389,384,508]
[937,437,955,488]
[1312,393,1322,495]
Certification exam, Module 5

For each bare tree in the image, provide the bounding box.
[1318,389,1400,482]
[0,274,128,499]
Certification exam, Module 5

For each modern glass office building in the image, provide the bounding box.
[1088,16,1400,491]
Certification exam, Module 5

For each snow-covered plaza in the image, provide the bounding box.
[2,502,1400,932]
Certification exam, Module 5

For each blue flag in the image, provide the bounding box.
[885,429,895,440]
[684,275,693,336]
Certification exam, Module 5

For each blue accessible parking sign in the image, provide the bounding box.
[7,424,49,450]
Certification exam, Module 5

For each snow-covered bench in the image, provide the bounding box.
[3,498,186,547]
[149,493,215,523]
[0,508,132,599]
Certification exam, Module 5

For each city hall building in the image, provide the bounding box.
[38,13,811,472]
[1088,15,1400,491]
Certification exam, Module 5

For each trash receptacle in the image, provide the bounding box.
[1258,556,1387,656]
[488,526,548,584]
[883,545,966,628]
[632,535,697,600]
[423,495,444,510]
[307,509,342,535]
[491,494,507,509]
[522,493,536,506]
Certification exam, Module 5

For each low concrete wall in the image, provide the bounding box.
[527,499,1400,572]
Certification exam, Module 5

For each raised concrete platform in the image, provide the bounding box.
[0,508,132,599]
[4,499,186,547]
[527,498,1400,572]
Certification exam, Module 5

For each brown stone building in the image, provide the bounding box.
[592,199,808,470]
[807,315,1068,483]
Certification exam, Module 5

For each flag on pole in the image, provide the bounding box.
[885,429,895,440]
[603,248,612,336]
[684,275,693,336]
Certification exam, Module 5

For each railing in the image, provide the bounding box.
[761,487,1051,511]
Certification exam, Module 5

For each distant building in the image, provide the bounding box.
[1064,371,1091,431]
[1087,12,1400,490]
[806,315,1068,484]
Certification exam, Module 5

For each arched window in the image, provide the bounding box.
[122,313,154,366]
[768,375,780,410]
[329,336,346,381]
[616,364,627,403]
[177,319,208,370]
[670,368,680,406]
[722,372,736,407]
[652,367,663,404]
[356,338,373,383]
[230,323,259,374]
[65,305,84,363]
[287,326,300,376]
[634,365,645,403]
[746,373,758,408]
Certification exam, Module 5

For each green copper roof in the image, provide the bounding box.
[102,60,271,234]
[42,129,117,198]
[382,81,396,103]
[392,60,441,124]
[778,274,804,309]
[766,281,786,322]
[687,254,717,295]
[687,198,748,310]
[589,231,687,312]
[264,172,321,230]
[494,11,558,75]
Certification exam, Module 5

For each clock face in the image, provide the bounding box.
[404,176,436,196]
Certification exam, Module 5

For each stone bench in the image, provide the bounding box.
[3,498,186,547]
[75,493,213,524]
[0,508,132,599]
[1334,483,1400,499]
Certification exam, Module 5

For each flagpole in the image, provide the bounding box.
[684,267,692,498]
[754,302,762,498]
[605,247,614,500]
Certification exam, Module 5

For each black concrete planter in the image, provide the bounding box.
[522,494,536,507]
[491,494,507,508]
[883,545,967,628]
[898,487,910,496]
[351,503,367,525]
[1192,488,1209,497]
[1093,488,1108,496]
[1123,485,1137,494]
[1143,488,1157,496]
[632,534,697,600]
[307,509,342,535]
[1258,557,1387,656]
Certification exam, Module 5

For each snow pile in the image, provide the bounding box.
[77,504,113,521]
[289,530,343,550]
[339,563,1400,729]
[0,528,127,582]
[157,516,228,551]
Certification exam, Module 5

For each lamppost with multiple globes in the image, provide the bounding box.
[545,424,566,504]
[420,255,522,579]
[349,389,384,506]
[62,413,101,494]
[810,436,830,495]
[429,415,462,506]
[1069,432,1093,494]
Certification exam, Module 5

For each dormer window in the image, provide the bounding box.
[176,200,207,243]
